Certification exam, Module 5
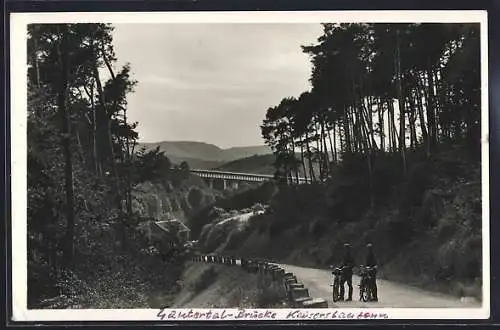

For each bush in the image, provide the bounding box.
[223,229,245,252]
[248,214,268,234]
[188,188,204,210]
[436,214,457,240]
[203,225,228,252]
[254,272,287,308]
[309,218,328,238]
[386,217,416,248]
[255,286,287,308]
[190,266,218,293]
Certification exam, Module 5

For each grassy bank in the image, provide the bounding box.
[172,262,287,308]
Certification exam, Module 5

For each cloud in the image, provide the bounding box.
[111,23,322,148]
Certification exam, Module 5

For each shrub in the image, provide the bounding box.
[309,218,328,238]
[255,275,287,308]
[223,229,245,252]
[188,188,203,210]
[386,217,416,248]
[190,266,218,293]
[436,214,457,240]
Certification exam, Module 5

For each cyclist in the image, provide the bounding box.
[365,243,378,302]
[339,243,354,301]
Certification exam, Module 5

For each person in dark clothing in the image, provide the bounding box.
[365,243,378,302]
[339,243,354,301]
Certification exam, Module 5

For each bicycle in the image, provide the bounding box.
[358,265,377,302]
[329,265,345,302]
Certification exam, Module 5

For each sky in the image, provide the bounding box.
[111,23,323,148]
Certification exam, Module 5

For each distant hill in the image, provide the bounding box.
[167,156,224,171]
[215,153,320,177]
[215,154,277,175]
[137,141,272,169]
[221,146,273,161]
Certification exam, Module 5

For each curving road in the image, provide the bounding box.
[280,264,481,308]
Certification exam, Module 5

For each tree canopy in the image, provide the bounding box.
[261,23,481,188]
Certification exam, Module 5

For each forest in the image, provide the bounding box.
[27,23,193,308]
[248,23,483,297]
[261,23,481,189]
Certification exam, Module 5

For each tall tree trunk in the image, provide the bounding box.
[395,29,407,177]
[361,97,377,151]
[101,41,116,80]
[83,82,100,175]
[74,126,86,163]
[101,56,124,210]
[320,117,330,177]
[343,106,352,154]
[366,96,377,151]
[332,121,338,163]
[386,101,392,152]
[388,99,398,152]
[359,83,374,205]
[378,99,385,151]
[327,124,336,164]
[415,80,428,148]
[33,31,41,88]
[356,98,368,153]
[57,24,75,267]
[315,125,324,181]
[339,121,345,154]
[290,139,299,184]
[396,32,405,150]
[360,109,372,152]
[426,64,438,155]
[305,131,316,182]
[350,77,363,154]
[92,58,106,174]
[92,54,123,210]
[299,140,308,183]
[433,69,442,142]
[350,100,358,153]
[408,94,418,150]
[351,106,360,153]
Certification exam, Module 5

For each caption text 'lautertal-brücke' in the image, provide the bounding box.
[156,308,389,320]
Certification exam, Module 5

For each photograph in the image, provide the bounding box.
[10,10,489,321]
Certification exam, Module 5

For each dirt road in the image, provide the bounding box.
[280,264,481,308]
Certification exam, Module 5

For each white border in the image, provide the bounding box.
[10,10,490,321]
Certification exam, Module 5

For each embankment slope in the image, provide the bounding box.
[172,262,285,308]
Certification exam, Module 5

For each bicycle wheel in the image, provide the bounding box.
[362,287,370,302]
[359,284,369,302]
[332,283,339,302]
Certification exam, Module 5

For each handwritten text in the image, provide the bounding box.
[156,308,389,321]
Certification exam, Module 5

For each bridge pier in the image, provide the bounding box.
[204,178,214,189]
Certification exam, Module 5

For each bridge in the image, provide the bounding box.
[190,169,309,189]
